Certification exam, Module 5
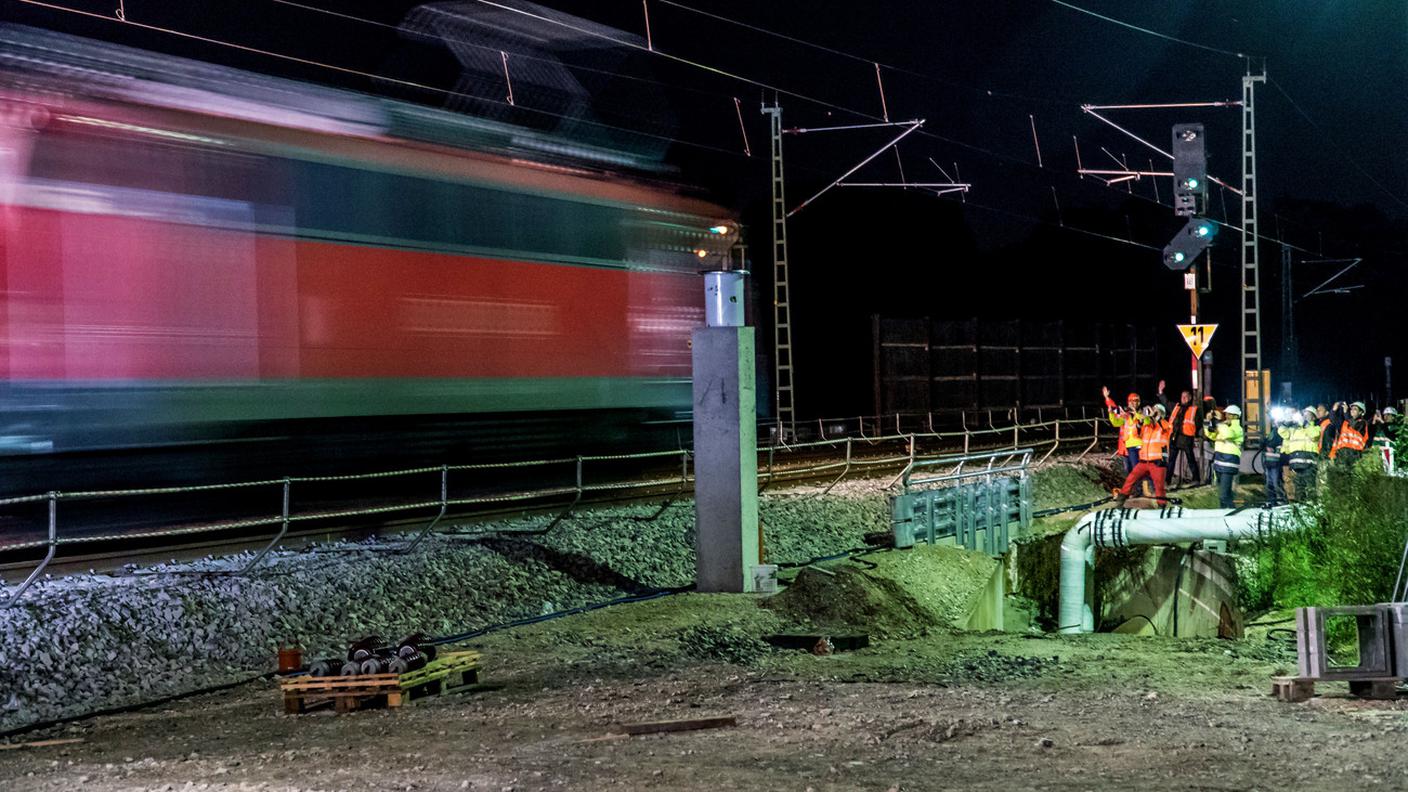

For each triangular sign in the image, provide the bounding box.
[1177,324,1218,358]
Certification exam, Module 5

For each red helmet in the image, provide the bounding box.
[1126,393,1141,403]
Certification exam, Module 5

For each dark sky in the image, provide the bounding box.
[6,0,1406,413]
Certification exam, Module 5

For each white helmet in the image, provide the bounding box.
[1224,404,1242,417]
[1386,407,1399,416]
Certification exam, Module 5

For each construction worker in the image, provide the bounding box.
[1114,403,1173,507]
[1329,401,1370,468]
[1263,413,1290,507]
[1373,407,1400,447]
[1102,385,1146,476]
[1206,403,1244,509]
[1285,408,1321,500]
[1167,389,1203,489]
[1315,404,1334,459]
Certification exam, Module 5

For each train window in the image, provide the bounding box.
[294,159,630,265]
[27,126,281,206]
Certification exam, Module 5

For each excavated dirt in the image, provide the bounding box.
[765,545,997,638]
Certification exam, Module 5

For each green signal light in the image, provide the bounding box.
[1194,223,1213,238]
[1184,177,1200,190]
[1173,251,1187,263]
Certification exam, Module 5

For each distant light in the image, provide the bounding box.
[1183,177,1200,190]
[708,225,730,235]
[1194,222,1213,238]
[695,249,709,258]
[1173,251,1187,263]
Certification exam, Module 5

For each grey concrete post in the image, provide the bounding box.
[692,325,760,592]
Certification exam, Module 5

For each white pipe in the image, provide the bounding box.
[1058,506,1296,634]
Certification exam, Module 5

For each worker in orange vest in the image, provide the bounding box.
[1167,388,1203,489]
[1330,400,1370,467]
[1114,403,1173,507]
[1102,385,1146,476]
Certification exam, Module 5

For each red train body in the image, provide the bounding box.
[0,26,732,479]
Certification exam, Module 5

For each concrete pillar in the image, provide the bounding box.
[692,325,760,592]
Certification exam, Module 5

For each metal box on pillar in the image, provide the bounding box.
[693,270,760,593]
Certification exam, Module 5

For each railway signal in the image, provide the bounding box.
[1163,216,1217,271]
[1172,122,1206,217]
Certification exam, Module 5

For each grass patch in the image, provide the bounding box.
[1239,456,1408,613]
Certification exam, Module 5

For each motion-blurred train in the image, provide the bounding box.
[0,26,734,490]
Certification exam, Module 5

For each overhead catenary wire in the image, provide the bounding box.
[267,0,742,104]
[13,0,1169,253]
[11,0,744,157]
[18,0,1352,260]
[1266,77,1408,213]
[1043,0,1250,60]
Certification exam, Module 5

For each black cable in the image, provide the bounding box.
[1109,613,1160,635]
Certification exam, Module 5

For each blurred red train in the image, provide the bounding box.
[0,26,734,488]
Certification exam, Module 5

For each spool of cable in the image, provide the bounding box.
[386,656,408,675]
[359,656,388,676]
[347,636,383,662]
[339,660,361,677]
[308,658,341,677]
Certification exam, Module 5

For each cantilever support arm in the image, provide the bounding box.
[787,120,924,217]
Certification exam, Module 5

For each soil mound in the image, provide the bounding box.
[763,545,999,638]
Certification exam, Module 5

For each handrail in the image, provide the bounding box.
[0,408,1111,605]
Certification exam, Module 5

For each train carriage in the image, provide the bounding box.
[0,26,734,489]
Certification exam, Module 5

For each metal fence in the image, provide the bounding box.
[0,409,1113,606]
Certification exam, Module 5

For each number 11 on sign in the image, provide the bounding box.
[1178,323,1217,392]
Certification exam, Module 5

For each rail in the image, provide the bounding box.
[0,410,1109,606]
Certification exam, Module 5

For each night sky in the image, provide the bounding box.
[7,0,1406,417]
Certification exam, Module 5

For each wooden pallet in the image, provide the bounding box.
[1271,675,1315,702]
[280,650,480,714]
[1271,675,1401,703]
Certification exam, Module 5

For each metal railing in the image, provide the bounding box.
[0,409,1110,606]
[891,448,1035,556]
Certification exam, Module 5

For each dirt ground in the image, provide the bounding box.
[6,584,1408,792]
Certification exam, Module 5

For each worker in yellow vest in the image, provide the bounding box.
[1284,408,1322,500]
[1113,403,1173,507]
[1206,404,1244,508]
[1102,385,1146,476]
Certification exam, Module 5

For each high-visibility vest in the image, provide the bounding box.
[1178,404,1199,437]
[1331,422,1367,459]
[1206,419,1244,471]
[1284,426,1319,456]
[1109,410,1144,456]
[1138,421,1171,462]
[1318,419,1333,456]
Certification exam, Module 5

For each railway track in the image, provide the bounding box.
[0,415,1110,590]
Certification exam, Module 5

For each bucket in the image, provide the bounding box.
[752,564,778,594]
[277,646,303,673]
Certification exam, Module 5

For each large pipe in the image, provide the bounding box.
[1058,505,1295,634]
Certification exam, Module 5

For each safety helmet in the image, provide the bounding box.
[1386,407,1400,416]
[1152,403,1167,416]
[1126,392,1141,403]
[1302,407,1317,420]
[1351,401,1366,412]
[1224,404,1242,417]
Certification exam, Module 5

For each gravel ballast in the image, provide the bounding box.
[0,486,888,733]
